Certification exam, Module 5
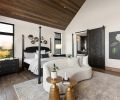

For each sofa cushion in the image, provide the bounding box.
[67,58,80,67]
[78,56,83,66]
[83,56,88,66]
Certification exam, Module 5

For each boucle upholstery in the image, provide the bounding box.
[43,57,92,93]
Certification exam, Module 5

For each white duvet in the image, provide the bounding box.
[28,57,65,75]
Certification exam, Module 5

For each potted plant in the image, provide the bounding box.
[51,64,59,79]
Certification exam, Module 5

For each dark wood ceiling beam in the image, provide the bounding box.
[15,0,71,23]
[13,12,66,29]
[61,0,79,11]
[24,0,72,20]
[0,4,66,29]
[0,0,86,30]
[0,11,65,30]
[0,1,58,23]
[69,0,80,8]
[71,0,86,7]
[41,0,75,16]
[52,0,77,14]
[0,0,71,21]
[0,2,67,26]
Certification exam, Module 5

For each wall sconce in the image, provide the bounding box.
[28,34,47,44]
[28,34,33,40]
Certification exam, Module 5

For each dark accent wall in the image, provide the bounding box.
[87,26,105,69]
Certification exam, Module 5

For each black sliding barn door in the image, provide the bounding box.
[87,26,105,69]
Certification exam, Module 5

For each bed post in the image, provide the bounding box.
[72,34,74,57]
[38,26,42,84]
[50,38,52,53]
[22,34,24,69]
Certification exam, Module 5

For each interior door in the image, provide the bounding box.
[87,26,105,69]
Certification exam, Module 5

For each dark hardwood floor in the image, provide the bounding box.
[0,68,119,100]
[0,70,36,100]
[93,68,120,77]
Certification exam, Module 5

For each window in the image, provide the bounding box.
[54,32,61,54]
[0,22,14,59]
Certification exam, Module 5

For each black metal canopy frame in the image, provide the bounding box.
[72,34,74,57]
[22,26,52,84]
[38,26,42,84]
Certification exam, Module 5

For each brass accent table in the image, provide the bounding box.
[64,79,77,100]
[47,76,62,100]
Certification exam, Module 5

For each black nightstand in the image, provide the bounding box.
[53,54,66,57]
[0,58,19,76]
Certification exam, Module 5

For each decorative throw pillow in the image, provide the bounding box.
[35,53,49,59]
[67,58,80,67]
[35,53,38,59]
[24,52,35,59]
[78,56,83,66]
[41,54,49,58]
[48,52,53,57]
[36,50,46,54]
[82,56,88,65]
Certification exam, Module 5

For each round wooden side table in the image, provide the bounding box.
[47,76,62,100]
[63,79,77,100]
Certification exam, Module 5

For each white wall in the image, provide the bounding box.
[65,0,120,69]
[0,15,65,66]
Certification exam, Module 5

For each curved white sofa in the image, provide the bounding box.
[43,56,92,93]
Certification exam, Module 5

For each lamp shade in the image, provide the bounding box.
[56,44,62,49]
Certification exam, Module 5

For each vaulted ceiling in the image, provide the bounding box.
[0,0,86,30]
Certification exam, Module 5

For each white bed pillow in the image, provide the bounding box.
[35,53,38,59]
[82,56,88,65]
[35,53,49,59]
[78,56,83,66]
[36,50,46,54]
[67,58,80,67]
[24,52,35,59]
[78,55,88,66]
[48,52,53,57]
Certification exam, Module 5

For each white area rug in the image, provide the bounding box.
[14,71,120,100]
[14,79,48,100]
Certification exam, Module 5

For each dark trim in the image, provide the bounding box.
[24,46,50,53]
[38,26,42,84]
[13,24,15,58]
[0,32,13,35]
[22,35,24,69]
[93,68,120,77]
[0,22,14,58]
[54,32,61,54]
[54,32,61,39]
[50,38,52,53]
[0,22,14,33]
[0,21,14,26]
[55,38,61,40]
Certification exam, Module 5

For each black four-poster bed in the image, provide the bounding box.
[38,26,41,83]
[22,27,50,84]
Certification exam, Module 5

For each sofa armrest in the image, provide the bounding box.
[82,56,91,67]
[43,64,51,81]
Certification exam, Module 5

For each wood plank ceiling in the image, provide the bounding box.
[0,0,86,30]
